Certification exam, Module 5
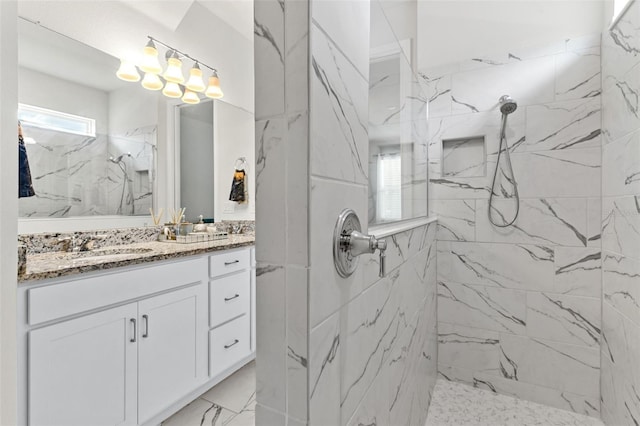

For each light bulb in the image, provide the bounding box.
[205,72,223,99]
[140,40,162,74]
[162,81,183,98]
[182,89,200,104]
[186,63,206,92]
[163,52,184,84]
[116,59,140,82]
[141,72,163,91]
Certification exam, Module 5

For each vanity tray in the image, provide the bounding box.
[159,232,229,244]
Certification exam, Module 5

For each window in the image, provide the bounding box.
[376,153,402,222]
[18,104,96,137]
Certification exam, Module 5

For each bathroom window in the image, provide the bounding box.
[18,103,96,137]
[376,152,402,222]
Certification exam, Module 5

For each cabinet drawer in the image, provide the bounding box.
[209,249,250,278]
[209,270,250,328]
[209,315,250,378]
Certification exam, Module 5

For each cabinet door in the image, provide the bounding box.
[29,303,138,426]
[137,284,208,424]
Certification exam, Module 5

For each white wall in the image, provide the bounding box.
[19,67,109,134]
[417,0,605,69]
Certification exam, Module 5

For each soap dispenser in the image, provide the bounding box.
[194,215,208,233]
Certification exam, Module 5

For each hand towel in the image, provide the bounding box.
[18,135,35,198]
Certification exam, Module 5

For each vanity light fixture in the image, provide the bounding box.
[116,60,141,82]
[116,36,224,101]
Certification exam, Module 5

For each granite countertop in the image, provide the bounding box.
[19,234,255,283]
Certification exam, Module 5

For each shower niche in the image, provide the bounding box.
[441,136,486,178]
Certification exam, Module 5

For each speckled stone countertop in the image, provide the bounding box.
[19,234,255,284]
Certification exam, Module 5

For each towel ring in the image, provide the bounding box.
[235,157,248,171]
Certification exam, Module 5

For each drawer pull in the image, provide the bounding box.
[224,294,240,302]
[142,314,149,338]
[224,260,240,266]
[130,318,137,343]
[224,339,239,349]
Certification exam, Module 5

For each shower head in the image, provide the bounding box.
[499,95,518,115]
[109,153,132,163]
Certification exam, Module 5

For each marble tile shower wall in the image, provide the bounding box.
[421,34,603,417]
[255,1,437,425]
[18,125,155,217]
[600,2,640,425]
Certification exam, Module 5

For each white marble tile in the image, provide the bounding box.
[566,33,602,52]
[255,404,286,426]
[309,312,341,426]
[603,252,640,327]
[602,195,640,259]
[311,0,370,79]
[553,246,601,297]
[345,364,389,426]
[161,398,237,426]
[255,264,286,413]
[442,137,486,178]
[586,197,601,247]
[286,112,309,267]
[499,334,600,398]
[430,200,476,241]
[602,5,640,83]
[601,62,640,143]
[284,0,309,114]
[309,177,368,327]
[255,119,286,265]
[601,301,640,426]
[450,56,555,114]
[502,148,601,199]
[526,292,601,348]
[285,266,308,421]
[254,0,285,120]
[438,282,526,334]
[603,129,640,197]
[438,323,500,375]
[425,380,603,426]
[555,48,601,101]
[476,198,588,247]
[310,24,369,184]
[523,97,602,152]
[421,71,452,119]
[201,361,256,414]
[437,241,555,292]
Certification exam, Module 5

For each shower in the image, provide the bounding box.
[108,152,134,215]
[488,95,520,227]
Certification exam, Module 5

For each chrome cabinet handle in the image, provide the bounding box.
[224,294,240,302]
[130,318,137,343]
[224,339,239,349]
[224,260,240,266]
[142,314,149,338]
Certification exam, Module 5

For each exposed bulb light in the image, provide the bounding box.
[162,81,183,98]
[140,39,162,74]
[182,89,201,104]
[116,59,140,82]
[186,63,206,92]
[205,71,224,99]
[141,72,163,90]
[163,51,184,84]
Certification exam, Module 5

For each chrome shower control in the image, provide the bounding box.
[333,209,387,278]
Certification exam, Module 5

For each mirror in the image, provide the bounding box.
[368,0,428,226]
[17,17,160,221]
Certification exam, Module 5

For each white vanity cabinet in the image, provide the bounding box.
[19,246,255,426]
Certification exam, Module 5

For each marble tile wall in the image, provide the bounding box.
[255,1,437,424]
[421,34,603,417]
[254,0,309,424]
[600,2,640,425]
[18,125,155,218]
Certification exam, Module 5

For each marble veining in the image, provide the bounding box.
[425,380,604,426]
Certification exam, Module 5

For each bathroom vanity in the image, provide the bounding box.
[17,237,255,426]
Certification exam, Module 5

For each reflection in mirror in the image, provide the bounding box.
[17,17,159,219]
[177,100,215,223]
[368,0,428,226]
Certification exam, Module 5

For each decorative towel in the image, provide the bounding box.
[18,135,35,198]
[229,169,246,203]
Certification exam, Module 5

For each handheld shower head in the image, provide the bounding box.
[109,152,132,163]
[499,95,518,115]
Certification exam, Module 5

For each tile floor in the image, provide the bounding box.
[162,361,256,426]
[425,380,605,426]
[163,364,606,426]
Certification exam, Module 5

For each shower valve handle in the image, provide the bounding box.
[333,209,387,278]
